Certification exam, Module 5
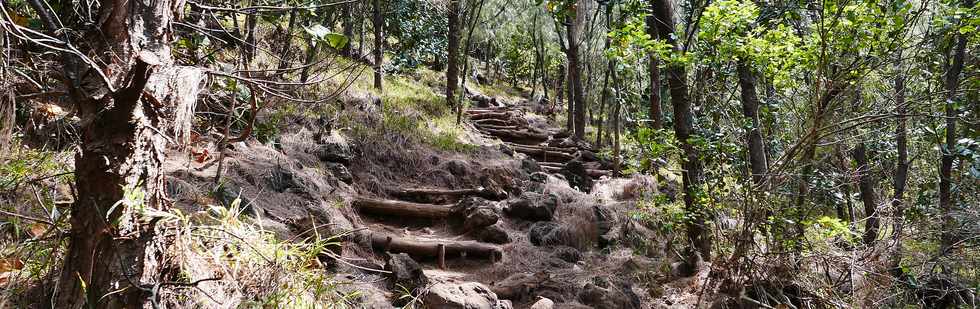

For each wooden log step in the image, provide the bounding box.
[468,111,517,121]
[388,187,505,201]
[537,162,564,168]
[508,146,576,161]
[352,197,454,219]
[473,118,521,127]
[363,231,503,262]
[465,107,515,113]
[481,128,550,142]
[476,124,526,132]
[504,142,577,154]
[539,166,611,178]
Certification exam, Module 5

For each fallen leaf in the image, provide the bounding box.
[29,223,47,237]
[0,258,24,272]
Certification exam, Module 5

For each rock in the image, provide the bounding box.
[454,197,501,231]
[593,205,618,248]
[504,192,559,221]
[445,160,468,177]
[529,172,549,183]
[213,183,258,217]
[552,246,582,263]
[561,160,593,193]
[324,162,353,184]
[423,281,510,309]
[476,223,511,244]
[385,253,427,294]
[315,142,352,164]
[577,277,641,309]
[530,297,555,309]
[491,272,550,302]
[267,165,303,193]
[499,144,515,156]
[521,158,542,173]
[528,222,561,246]
[464,207,499,230]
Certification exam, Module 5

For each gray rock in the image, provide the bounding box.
[476,224,511,244]
[561,160,593,193]
[267,166,303,193]
[504,192,558,221]
[577,277,641,309]
[385,253,427,294]
[422,281,510,309]
[521,158,542,173]
[324,162,353,184]
[528,222,561,246]
[315,142,352,164]
[552,246,582,263]
[464,207,499,231]
[530,297,555,309]
[213,183,258,217]
[529,172,549,183]
[445,160,468,177]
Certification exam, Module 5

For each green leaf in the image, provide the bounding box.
[324,33,349,49]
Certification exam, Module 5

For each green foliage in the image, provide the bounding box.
[304,24,349,49]
[387,0,449,70]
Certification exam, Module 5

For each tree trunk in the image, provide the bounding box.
[646,15,663,129]
[372,0,384,90]
[35,0,191,306]
[650,0,709,265]
[850,92,879,246]
[890,56,909,276]
[243,12,258,66]
[566,8,586,140]
[446,0,461,109]
[276,8,299,74]
[737,62,768,184]
[939,0,969,252]
[342,1,355,56]
[565,63,575,132]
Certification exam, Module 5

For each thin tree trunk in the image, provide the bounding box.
[890,56,909,276]
[372,0,384,90]
[850,89,879,246]
[566,6,586,140]
[737,62,768,183]
[276,8,299,74]
[650,0,709,265]
[646,15,663,129]
[301,36,318,83]
[446,0,461,109]
[939,0,969,252]
[455,0,486,124]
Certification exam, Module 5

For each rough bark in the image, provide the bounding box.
[353,197,454,219]
[446,0,461,109]
[275,8,298,74]
[365,231,503,261]
[40,0,191,306]
[852,129,879,246]
[737,62,768,184]
[646,15,663,129]
[939,0,969,252]
[650,0,710,265]
[372,0,384,90]
[890,57,909,276]
[566,8,586,140]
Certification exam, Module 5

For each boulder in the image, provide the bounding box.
[384,253,427,294]
[561,160,593,193]
[476,224,511,244]
[521,158,542,174]
[423,281,511,309]
[445,160,469,177]
[464,207,499,231]
[551,246,582,263]
[315,142,352,164]
[528,222,562,246]
[213,183,258,217]
[490,272,550,302]
[504,192,558,221]
[529,172,549,183]
[267,165,304,193]
[577,277,641,309]
[324,162,353,184]
[530,297,555,309]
